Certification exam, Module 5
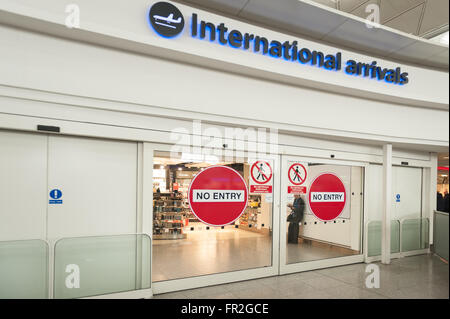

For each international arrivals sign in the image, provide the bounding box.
[148,1,410,85]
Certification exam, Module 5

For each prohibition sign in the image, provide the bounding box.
[188,166,248,227]
[288,163,307,185]
[251,161,273,184]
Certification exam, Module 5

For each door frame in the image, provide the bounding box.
[278,155,367,275]
[143,142,281,295]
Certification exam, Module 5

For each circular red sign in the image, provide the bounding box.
[308,173,346,221]
[188,166,248,226]
[288,163,307,185]
[250,161,273,184]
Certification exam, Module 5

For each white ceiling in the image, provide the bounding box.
[438,152,449,167]
[179,0,449,70]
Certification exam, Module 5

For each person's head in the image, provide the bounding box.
[294,194,301,199]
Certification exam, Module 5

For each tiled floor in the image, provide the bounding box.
[153,254,449,299]
[152,228,271,282]
[153,228,359,282]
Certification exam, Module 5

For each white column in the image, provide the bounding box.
[428,153,438,245]
[382,144,392,264]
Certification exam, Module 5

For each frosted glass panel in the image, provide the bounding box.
[391,220,401,253]
[367,220,400,257]
[0,240,49,299]
[54,234,151,299]
[434,212,449,261]
[401,218,429,252]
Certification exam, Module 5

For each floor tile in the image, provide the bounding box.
[324,284,387,299]
[153,291,189,299]
[153,255,448,300]
[183,285,231,298]
[302,276,348,290]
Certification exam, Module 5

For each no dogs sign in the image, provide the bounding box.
[188,166,248,226]
[308,173,347,221]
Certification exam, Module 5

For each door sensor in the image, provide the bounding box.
[37,125,60,133]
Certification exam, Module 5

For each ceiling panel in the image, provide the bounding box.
[312,0,449,40]
[239,0,349,39]
[339,0,369,13]
[381,0,424,23]
[438,153,449,167]
[181,0,448,69]
[183,0,248,15]
[347,0,379,19]
[419,0,449,35]
[383,3,424,35]
[322,18,416,57]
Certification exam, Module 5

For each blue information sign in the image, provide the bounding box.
[49,189,63,204]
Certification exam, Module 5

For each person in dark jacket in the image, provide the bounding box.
[437,192,444,212]
[287,194,305,244]
[444,191,449,213]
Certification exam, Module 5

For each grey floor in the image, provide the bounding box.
[286,240,357,264]
[154,254,449,299]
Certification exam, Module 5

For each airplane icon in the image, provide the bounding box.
[153,13,182,29]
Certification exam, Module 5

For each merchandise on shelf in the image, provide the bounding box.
[153,193,189,239]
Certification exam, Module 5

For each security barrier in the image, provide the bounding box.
[401,218,429,252]
[366,217,430,260]
[0,234,151,299]
[433,211,449,261]
[0,239,49,299]
[367,220,400,257]
[0,219,432,298]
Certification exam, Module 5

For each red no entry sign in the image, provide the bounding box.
[188,166,248,226]
[288,163,307,185]
[308,173,346,221]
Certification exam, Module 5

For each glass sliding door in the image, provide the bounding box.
[147,144,279,293]
[279,155,365,274]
